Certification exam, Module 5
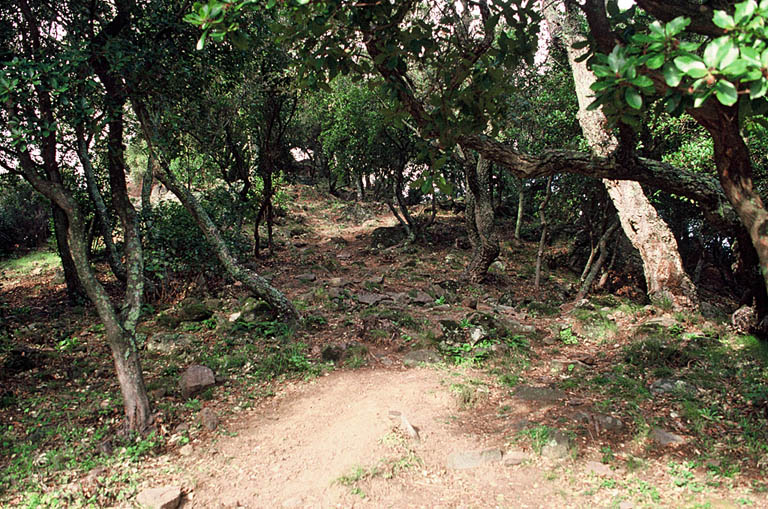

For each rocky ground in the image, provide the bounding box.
[2,185,767,508]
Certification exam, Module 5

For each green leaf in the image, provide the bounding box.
[663,62,683,87]
[674,55,708,78]
[712,10,735,29]
[645,53,665,70]
[721,59,750,76]
[734,0,757,24]
[665,16,691,37]
[625,87,643,109]
[749,79,767,99]
[630,75,653,88]
[714,80,738,106]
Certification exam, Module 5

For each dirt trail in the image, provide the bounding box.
[167,367,575,509]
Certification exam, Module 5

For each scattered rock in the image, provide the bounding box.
[174,423,189,435]
[371,226,407,248]
[228,312,242,322]
[573,411,625,432]
[462,298,478,309]
[83,466,107,486]
[504,450,530,466]
[468,326,487,344]
[180,365,215,399]
[650,427,685,446]
[366,274,385,285]
[585,461,614,476]
[297,273,316,283]
[135,486,182,509]
[466,312,535,336]
[179,444,194,456]
[98,439,114,456]
[327,277,348,287]
[388,411,420,441]
[198,408,219,431]
[488,260,506,274]
[541,430,573,459]
[732,305,757,334]
[410,291,434,306]
[447,448,503,470]
[356,292,389,306]
[514,385,565,402]
[149,388,167,400]
[147,333,193,354]
[177,297,213,323]
[403,349,442,367]
[650,378,695,396]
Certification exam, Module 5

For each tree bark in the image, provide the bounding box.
[460,149,499,281]
[152,166,300,323]
[534,176,553,292]
[51,205,85,303]
[576,220,620,301]
[545,0,698,310]
[514,177,525,241]
[76,127,126,282]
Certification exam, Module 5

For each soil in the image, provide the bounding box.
[1,185,766,508]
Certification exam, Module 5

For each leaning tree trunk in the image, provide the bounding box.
[51,205,85,303]
[693,107,768,331]
[460,149,500,281]
[514,177,525,241]
[76,127,126,282]
[545,1,698,310]
[153,166,300,323]
[534,176,553,292]
[576,220,620,301]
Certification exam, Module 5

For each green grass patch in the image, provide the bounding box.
[0,250,60,275]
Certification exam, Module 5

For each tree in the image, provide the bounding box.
[1,0,151,431]
[584,0,768,329]
[544,0,698,310]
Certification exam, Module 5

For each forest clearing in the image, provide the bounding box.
[3,1,768,508]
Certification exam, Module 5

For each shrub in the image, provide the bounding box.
[0,176,50,255]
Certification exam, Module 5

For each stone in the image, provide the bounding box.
[356,292,389,306]
[573,411,625,432]
[541,430,573,459]
[366,274,385,285]
[732,305,757,334]
[468,326,487,344]
[462,298,478,309]
[147,333,193,354]
[467,312,535,336]
[650,428,685,446]
[328,277,347,287]
[179,444,193,456]
[228,312,242,322]
[447,448,503,470]
[585,461,614,476]
[297,273,316,282]
[403,349,442,367]
[177,298,213,322]
[389,411,420,441]
[198,408,219,431]
[514,385,565,402]
[135,486,182,509]
[504,450,530,466]
[180,365,215,399]
[321,344,345,362]
[650,378,695,396]
[488,260,506,274]
[410,291,434,306]
[371,226,407,248]
[282,497,304,508]
[83,466,107,486]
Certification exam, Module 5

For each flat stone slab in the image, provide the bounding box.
[650,427,685,446]
[356,292,390,306]
[403,349,442,367]
[136,486,182,509]
[504,450,530,466]
[514,385,565,402]
[447,448,503,470]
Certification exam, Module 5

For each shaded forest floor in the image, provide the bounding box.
[2,185,768,508]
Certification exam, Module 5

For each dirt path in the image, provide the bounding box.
[161,366,577,509]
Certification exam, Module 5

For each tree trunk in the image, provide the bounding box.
[76,128,126,282]
[141,153,154,216]
[534,176,553,292]
[693,107,768,331]
[545,1,698,310]
[153,166,300,323]
[461,149,499,281]
[514,177,524,241]
[576,220,620,301]
[51,205,86,303]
